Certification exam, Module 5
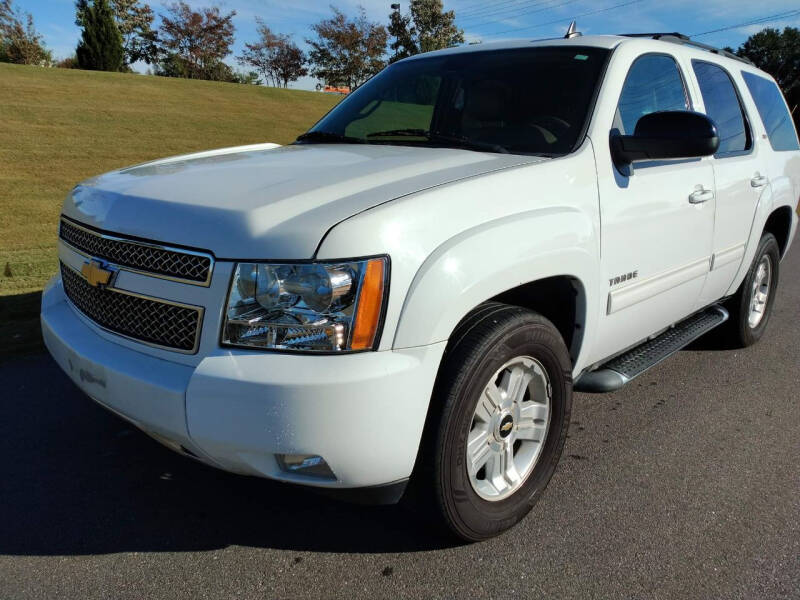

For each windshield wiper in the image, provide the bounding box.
[429,132,509,154]
[366,128,430,138]
[367,129,509,154]
[309,127,510,154]
[295,131,366,144]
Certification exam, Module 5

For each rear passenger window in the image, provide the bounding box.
[617,54,688,134]
[742,72,800,152]
[692,61,750,155]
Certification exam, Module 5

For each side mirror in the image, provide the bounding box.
[610,111,720,169]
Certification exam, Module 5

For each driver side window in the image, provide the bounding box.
[616,54,689,134]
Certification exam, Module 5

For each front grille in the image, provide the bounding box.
[59,218,213,285]
[60,263,203,353]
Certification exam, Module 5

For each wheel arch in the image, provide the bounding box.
[726,184,797,297]
[763,205,793,258]
[392,208,599,373]
[488,276,586,364]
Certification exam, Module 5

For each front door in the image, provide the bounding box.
[591,52,715,364]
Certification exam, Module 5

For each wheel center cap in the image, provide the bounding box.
[497,414,514,440]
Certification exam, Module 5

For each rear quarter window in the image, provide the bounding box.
[742,72,800,152]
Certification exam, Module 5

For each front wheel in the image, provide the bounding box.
[427,303,572,541]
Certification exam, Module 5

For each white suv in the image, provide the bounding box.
[41,32,799,540]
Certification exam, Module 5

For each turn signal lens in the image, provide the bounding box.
[351,258,386,350]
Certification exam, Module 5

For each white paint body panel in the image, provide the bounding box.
[62,143,540,259]
[43,35,800,490]
[317,141,600,371]
[41,277,446,488]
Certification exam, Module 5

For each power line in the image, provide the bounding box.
[486,0,646,37]
[459,0,581,28]
[457,0,543,19]
[466,0,584,31]
[457,0,556,20]
[692,9,800,37]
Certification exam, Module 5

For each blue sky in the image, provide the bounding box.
[16,0,800,89]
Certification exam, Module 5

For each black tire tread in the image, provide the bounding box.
[724,232,780,348]
[429,302,572,541]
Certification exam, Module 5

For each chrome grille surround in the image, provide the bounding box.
[60,262,204,354]
[59,217,214,286]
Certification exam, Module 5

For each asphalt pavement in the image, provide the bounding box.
[1,245,799,600]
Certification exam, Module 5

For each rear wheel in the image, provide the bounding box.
[426,303,572,541]
[724,233,780,347]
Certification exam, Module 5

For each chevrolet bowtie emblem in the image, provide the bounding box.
[81,259,114,288]
[500,421,514,432]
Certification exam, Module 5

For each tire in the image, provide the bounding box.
[425,302,572,541]
[724,233,780,347]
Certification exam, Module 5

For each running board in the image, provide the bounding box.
[575,306,729,393]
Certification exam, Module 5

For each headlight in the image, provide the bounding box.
[222,257,388,352]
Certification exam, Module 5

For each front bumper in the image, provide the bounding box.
[41,276,446,491]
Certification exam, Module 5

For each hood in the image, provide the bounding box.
[63,143,544,259]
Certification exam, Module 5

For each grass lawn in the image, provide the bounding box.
[0,63,339,358]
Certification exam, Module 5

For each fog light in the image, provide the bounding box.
[277,454,335,479]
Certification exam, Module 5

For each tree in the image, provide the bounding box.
[76,0,124,71]
[388,5,416,63]
[111,0,159,66]
[78,0,158,67]
[272,41,307,87]
[232,70,261,85]
[238,19,307,87]
[306,6,387,89]
[732,27,799,131]
[159,1,236,80]
[387,0,463,62]
[55,55,80,69]
[412,0,463,53]
[0,0,52,65]
[237,19,281,85]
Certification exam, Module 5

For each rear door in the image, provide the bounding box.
[688,59,768,304]
[591,52,716,363]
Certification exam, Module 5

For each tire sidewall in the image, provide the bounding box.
[438,319,572,540]
[737,234,780,345]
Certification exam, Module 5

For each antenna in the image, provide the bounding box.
[565,21,582,39]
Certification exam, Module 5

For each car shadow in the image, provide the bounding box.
[0,291,44,360]
[684,318,739,352]
[0,355,457,556]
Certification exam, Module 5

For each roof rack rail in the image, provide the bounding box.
[618,32,755,66]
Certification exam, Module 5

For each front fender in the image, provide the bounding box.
[392,207,599,372]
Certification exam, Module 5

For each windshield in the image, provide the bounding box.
[299,46,610,156]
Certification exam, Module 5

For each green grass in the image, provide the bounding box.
[0,63,339,357]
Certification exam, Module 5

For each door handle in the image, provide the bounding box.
[689,188,714,204]
[751,174,769,188]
